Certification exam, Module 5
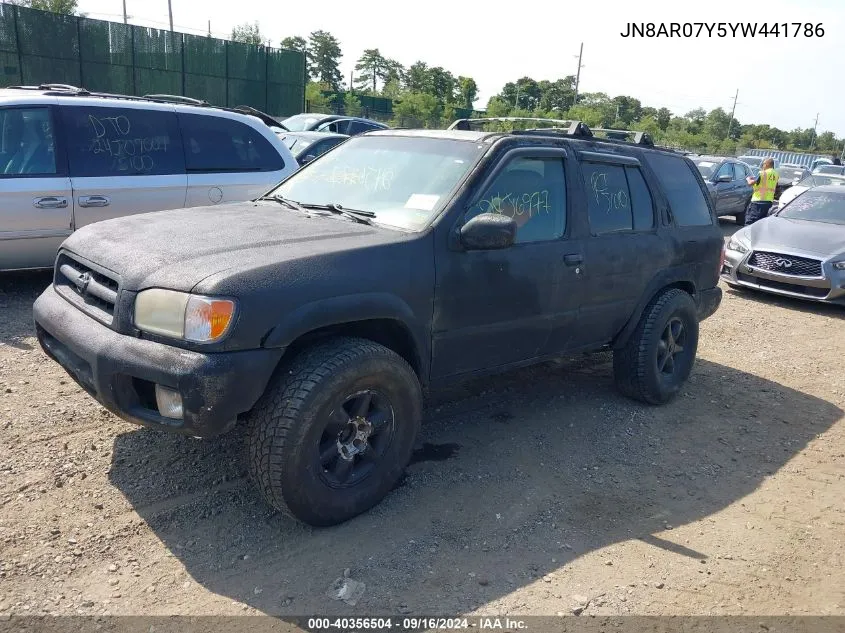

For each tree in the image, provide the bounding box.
[456,76,478,110]
[405,61,431,93]
[9,0,79,13]
[305,82,329,111]
[280,36,307,54]
[427,67,456,104]
[537,77,575,113]
[344,92,362,117]
[307,30,343,90]
[656,108,672,131]
[499,77,541,110]
[354,49,388,93]
[231,22,264,46]
[393,91,440,128]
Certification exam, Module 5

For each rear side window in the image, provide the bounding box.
[643,152,713,226]
[179,113,285,173]
[581,163,655,234]
[0,107,57,176]
[63,106,184,177]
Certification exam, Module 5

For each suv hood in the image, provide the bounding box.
[61,202,400,291]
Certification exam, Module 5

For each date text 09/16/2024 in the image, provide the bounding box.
[620,22,824,38]
[305,618,528,631]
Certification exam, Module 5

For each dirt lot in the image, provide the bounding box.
[1,221,844,618]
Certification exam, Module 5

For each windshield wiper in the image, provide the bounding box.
[298,202,375,225]
[258,194,303,211]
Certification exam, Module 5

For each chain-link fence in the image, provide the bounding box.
[0,2,305,116]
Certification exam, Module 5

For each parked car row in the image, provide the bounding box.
[0,85,387,271]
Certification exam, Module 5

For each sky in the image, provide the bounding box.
[76,0,845,138]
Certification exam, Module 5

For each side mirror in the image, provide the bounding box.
[460,212,517,251]
[717,173,733,183]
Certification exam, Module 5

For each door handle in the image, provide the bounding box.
[33,196,68,209]
[563,253,583,266]
[78,195,111,208]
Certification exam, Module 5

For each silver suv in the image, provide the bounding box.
[0,85,297,271]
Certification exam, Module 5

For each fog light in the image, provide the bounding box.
[155,385,183,419]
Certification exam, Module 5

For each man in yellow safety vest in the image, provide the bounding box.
[744,158,779,225]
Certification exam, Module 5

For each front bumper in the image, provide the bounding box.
[720,248,845,305]
[33,285,283,437]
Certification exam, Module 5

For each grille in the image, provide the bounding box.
[747,251,822,277]
[736,273,829,299]
[54,252,120,324]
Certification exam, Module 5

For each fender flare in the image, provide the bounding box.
[611,266,698,350]
[261,291,427,361]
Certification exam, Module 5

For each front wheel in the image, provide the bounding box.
[613,288,699,405]
[247,337,422,526]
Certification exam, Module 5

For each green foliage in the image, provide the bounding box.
[10,0,79,14]
[305,82,329,111]
[307,30,343,91]
[344,92,362,117]
[231,22,264,46]
[280,36,307,54]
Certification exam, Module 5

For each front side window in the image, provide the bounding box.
[63,105,184,177]
[179,113,285,173]
[271,135,484,231]
[733,163,748,180]
[466,156,567,243]
[715,162,733,181]
[0,107,56,176]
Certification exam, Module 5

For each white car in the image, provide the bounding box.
[0,85,297,271]
[771,173,845,211]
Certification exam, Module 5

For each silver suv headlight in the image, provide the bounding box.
[134,289,236,343]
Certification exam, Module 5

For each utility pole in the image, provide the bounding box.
[726,88,738,139]
[572,42,584,108]
[810,112,819,150]
[207,20,211,37]
[167,0,174,32]
[122,0,128,23]
[514,84,520,109]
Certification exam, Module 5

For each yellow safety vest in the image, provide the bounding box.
[752,168,779,202]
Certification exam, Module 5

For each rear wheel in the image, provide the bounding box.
[247,337,422,526]
[613,288,699,405]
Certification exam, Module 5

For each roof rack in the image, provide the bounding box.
[6,83,91,95]
[589,127,654,147]
[142,93,209,106]
[448,117,589,135]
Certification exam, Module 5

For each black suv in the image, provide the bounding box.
[33,118,724,526]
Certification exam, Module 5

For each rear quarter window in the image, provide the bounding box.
[643,152,714,226]
[179,113,285,173]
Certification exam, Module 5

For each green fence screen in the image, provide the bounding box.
[0,2,305,116]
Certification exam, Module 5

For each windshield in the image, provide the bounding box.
[814,165,845,175]
[738,156,763,167]
[777,167,807,181]
[797,175,845,188]
[693,159,719,178]
[281,114,328,132]
[269,135,485,231]
[779,190,845,225]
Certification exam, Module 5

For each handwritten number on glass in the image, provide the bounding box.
[591,171,629,214]
[477,190,551,218]
[87,114,168,174]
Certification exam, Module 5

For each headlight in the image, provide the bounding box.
[833,261,845,271]
[134,289,236,343]
[727,238,750,254]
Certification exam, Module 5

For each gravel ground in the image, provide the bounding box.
[1,221,843,618]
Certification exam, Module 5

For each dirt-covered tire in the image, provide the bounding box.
[613,288,699,405]
[247,337,422,526]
